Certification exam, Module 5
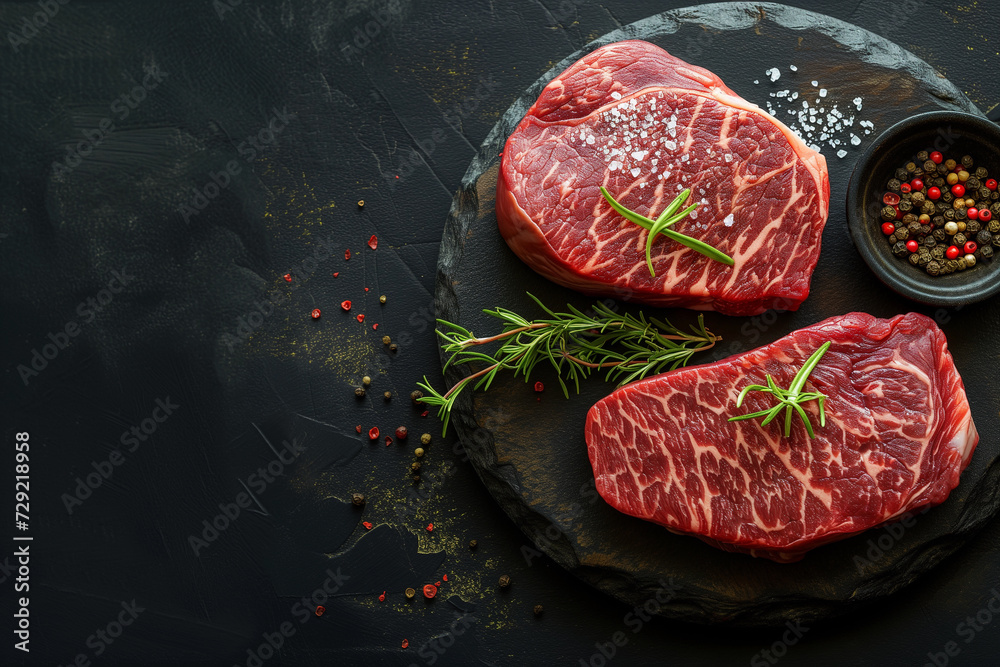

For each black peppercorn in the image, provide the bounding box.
[881,205,896,221]
[916,150,930,162]
[967,220,981,234]
[978,245,994,260]
[922,202,936,215]
[909,253,920,266]
[956,257,968,271]
[911,192,926,206]
[937,163,950,175]
[892,241,909,258]
[352,493,365,507]
[389,343,398,353]
[384,391,392,401]
[926,260,941,276]
[410,390,424,405]
[923,234,936,248]
[967,176,980,191]
[902,213,918,226]
[896,167,910,181]
[979,187,992,200]
[499,575,511,589]
[936,201,948,213]
[953,232,968,246]
[989,219,1000,234]
[907,222,921,236]
[933,228,946,241]
[943,191,954,203]
[898,199,913,212]
[887,178,902,192]
[961,155,973,168]
[888,233,899,244]
[355,387,366,398]
[917,250,931,266]
[905,161,917,173]
[412,475,420,484]
[944,208,956,221]
[533,604,544,616]
[978,230,994,246]
[895,227,910,241]
[469,539,478,550]
[931,245,946,260]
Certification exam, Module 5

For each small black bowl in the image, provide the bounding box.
[846,110,1000,306]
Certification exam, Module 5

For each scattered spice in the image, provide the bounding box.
[357,314,365,323]
[368,426,379,440]
[345,248,351,260]
[333,272,340,278]
[378,591,386,602]
[435,580,442,587]
[363,521,373,530]
[389,344,398,353]
[442,574,448,582]
[382,335,392,345]
[411,462,422,473]
[368,235,379,250]
[410,390,424,405]
[315,606,325,616]
[412,475,420,484]
[401,639,409,649]
[426,522,433,531]
[363,376,372,386]
[365,287,369,292]
[420,410,428,417]
[405,587,416,599]
[351,493,365,507]
[355,425,362,433]
[385,436,393,447]
[383,391,392,401]
[498,574,511,589]
[469,539,478,550]
[283,273,292,282]
[420,433,432,446]
[341,300,352,312]
[414,447,424,458]
[423,584,437,599]
[395,426,408,439]
[355,387,366,398]
[311,308,322,320]
[358,200,365,208]
[534,381,544,392]
[379,295,387,304]
[534,605,544,616]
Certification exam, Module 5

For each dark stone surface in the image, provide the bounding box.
[1,0,998,665]
[437,3,1000,627]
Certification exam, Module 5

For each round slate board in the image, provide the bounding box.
[434,2,1000,626]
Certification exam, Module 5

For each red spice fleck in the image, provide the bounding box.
[355,425,362,433]
[385,436,392,447]
[435,581,441,587]
[311,308,321,320]
[443,574,448,582]
[283,273,292,282]
[357,314,365,323]
[395,426,408,439]
[315,605,325,616]
[333,272,340,278]
[363,521,373,530]
[368,235,378,250]
[395,175,399,179]
[402,639,409,649]
[534,381,544,392]
[365,287,369,291]
[369,426,380,440]
[420,411,429,418]
[423,584,437,598]
[372,323,379,330]
[426,523,434,532]
[378,590,386,602]
[345,248,351,260]
[341,300,352,312]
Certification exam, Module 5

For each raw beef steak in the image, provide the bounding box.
[497,40,830,316]
[585,312,978,562]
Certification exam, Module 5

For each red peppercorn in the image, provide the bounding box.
[980,209,993,222]
[355,425,362,433]
[311,308,321,319]
[965,241,978,254]
[927,187,941,200]
[946,245,961,260]
[986,179,998,191]
[333,272,340,278]
[911,179,923,191]
[883,192,900,206]
[423,584,438,599]
[951,184,966,197]
[930,151,943,164]
[368,426,379,440]
[283,273,292,282]
[906,240,918,253]
[315,606,325,616]
[395,426,408,439]
[368,235,378,250]
[402,639,409,649]
[426,523,434,531]
[967,208,979,220]
[341,300,352,311]
[899,183,911,194]
[345,249,351,260]
[881,222,896,236]
[378,591,386,602]
[363,521,373,530]
[357,314,365,323]
[534,381,544,392]
[895,207,903,220]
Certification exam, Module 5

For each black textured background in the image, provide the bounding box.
[1,1,998,666]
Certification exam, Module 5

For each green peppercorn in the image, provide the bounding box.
[382,335,391,345]
[922,202,936,215]
[898,199,913,212]
[405,587,416,600]
[420,433,432,445]
[993,233,1000,248]
[410,390,424,404]
[980,187,992,200]
[881,205,897,221]
[905,161,917,173]
[911,191,926,206]
[967,176,980,191]
[887,178,902,192]
[943,191,954,203]
[926,260,941,276]
[379,295,387,304]
[989,219,1000,234]
[944,208,956,221]
[955,207,967,220]
[907,222,922,236]
[902,213,918,226]
[975,167,988,179]
[938,163,950,176]
[931,245,946,260]
[931,177,945,188]
[363,376,372,386]
[936,201,949,213]
[384,391,392,401]
[916,150,929,162]
[895,167,910,181]
[909,253,920,266]
[932,215,945,227]
[933,228,946,241]
[956,257,968,270]
[953,232,968,247]
[895,227,910,241]
[888,233,899,244]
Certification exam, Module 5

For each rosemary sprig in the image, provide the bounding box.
[600,186,734,275]
[727,341,831,438]
[417,294,720,434]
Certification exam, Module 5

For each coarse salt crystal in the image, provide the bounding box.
[789,64,798,71]
[611,91,622,100]
[631,150,647,161]
[586,135,595,144]
[811,80,818,86]
[724,154,732,163]
[766,67,780,82]
[819,88,827,97]
[630,167,641,177]
[609,160,622,171]
[850,134,861,146]
[723,213,735,227]
[837,149,848,158]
